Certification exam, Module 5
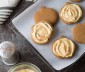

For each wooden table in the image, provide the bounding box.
[0,0,85,72]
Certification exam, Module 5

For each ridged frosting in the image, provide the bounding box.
[32,22,53,44]
[60,4,82,23]
[52,38,75,58]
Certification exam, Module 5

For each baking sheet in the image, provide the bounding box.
[12,0,85,70]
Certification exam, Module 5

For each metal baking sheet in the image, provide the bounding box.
[12,0,85,70]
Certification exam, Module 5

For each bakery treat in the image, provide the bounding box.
[32,21,53,44]
[72,24,85,44]
[52,38,75,58]
[34,6,58,26]
[60,3,82,24]
[71,0,82,2]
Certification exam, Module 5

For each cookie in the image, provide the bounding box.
[34,6,58,26]
[32,21,54,44]
[52,38,75,58]
[71,0,82,2]
[60,3,82,24]
[72,24,85,44]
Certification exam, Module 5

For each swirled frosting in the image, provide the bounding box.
[60,4,82,23]
[32,22,53,44]
[52,38,75,58]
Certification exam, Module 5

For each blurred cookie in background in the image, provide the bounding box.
[71,0,83,2]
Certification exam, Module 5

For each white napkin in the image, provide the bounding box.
[0,0,20,24]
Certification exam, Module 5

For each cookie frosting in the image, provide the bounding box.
[32,21,53,44]
[60,4,82,23]
[52,38,75,58]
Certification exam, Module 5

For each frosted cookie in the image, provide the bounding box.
[60,3,82,24]
[32,21,53,44]
[34,7,58,26]
[72,24,85,44]
[52,38,75,58]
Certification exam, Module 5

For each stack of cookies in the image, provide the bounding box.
[31,0,85,59]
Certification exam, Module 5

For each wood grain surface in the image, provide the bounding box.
[0,0,85,72]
